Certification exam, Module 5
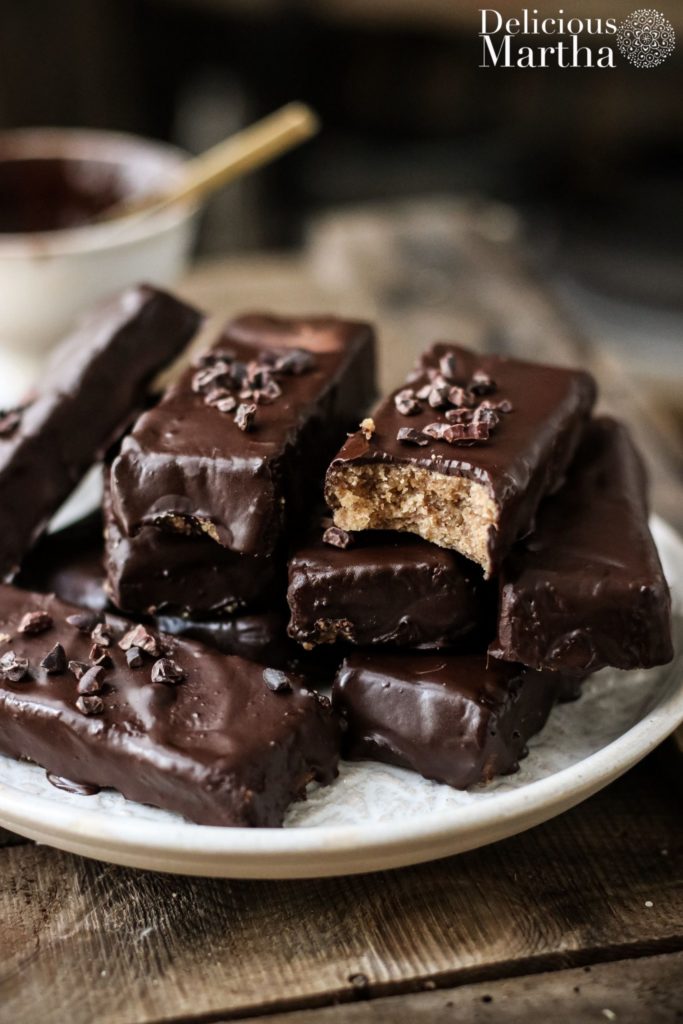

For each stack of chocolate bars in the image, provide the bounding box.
[0,285,673,828]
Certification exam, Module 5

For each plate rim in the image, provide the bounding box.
[1,515,681,878]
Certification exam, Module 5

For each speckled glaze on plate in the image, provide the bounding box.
[0,516,680,879]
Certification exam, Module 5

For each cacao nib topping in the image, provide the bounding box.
[444,422,491,445]
[203,387,232,408]
[119,624,161,657]
[427,384,451,409]
[196,342,318,431]
[191,362,233,395]
[422,422,454,440]
[194,348,236,368]
[0,408,23,439]
[469,370,496,395]
[77,665,106,695]
[438,352,459,381]
[40,643,67,675]
[448,386,476,409]
[66,611,100,633]
[385,352,512,450]
[323,526,353,549]
[234,402,257,432]
[472,404,500,430]
[89,644,113,668]
[445,407,474,423]
[0,651,29,682]
[274,348,315,375]
[90,623,113,647]
[255,378,282,403]
[394,389,420,416]
[397,427,430,446]
[263,668,292,693]
[215,395,238,414]
[75,694,104,716]
[18,610,53,635]
[68,660,89,681]
[151,658,186,685]
[126,647,145,669]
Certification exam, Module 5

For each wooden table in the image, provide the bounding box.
[1,201,681,1023]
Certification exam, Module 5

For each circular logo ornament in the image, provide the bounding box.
[617,9,676,68]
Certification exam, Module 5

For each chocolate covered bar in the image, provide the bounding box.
[109,314,376,556]
[288,527,488,648]
[326,344,595,575]
[333,652,579,788]
[0,585,340,826]
[0,284,202,581]
[489,417,673,674]
[104,497,279,617]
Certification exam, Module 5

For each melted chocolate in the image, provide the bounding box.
[0,157,127,233]
[0,285,202,581]
[109,315,376,556]
[490,417,673,673]
[0,586,340,827]
[333,651,579,789]
[288,529,489,648]
[326,344,596,574]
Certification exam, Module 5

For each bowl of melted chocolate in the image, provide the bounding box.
[0,128,198,367]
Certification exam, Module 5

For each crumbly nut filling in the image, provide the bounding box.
[326,464,497,573]
[154,513,221,544]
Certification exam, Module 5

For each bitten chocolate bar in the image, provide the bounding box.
[109,314,376,557]
[333,651,580,789]
[287,526,487,648]
[0,585,340,827]
[0,284,202,581]
[489,417,673,674]
[325,344,595,575]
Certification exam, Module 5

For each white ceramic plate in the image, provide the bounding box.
[0,517,681,879]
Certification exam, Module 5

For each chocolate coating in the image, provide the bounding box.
[0,585,340,827]
[288,529,488,647]
[0,156,127,233]
[333,651,579,789]
[17,514,333,673]
[490,417,674,673]
[326,344,595,573]
[109,314,376,556]
[0,284,202,581]
[17,513,110,614]
[104,493,280,617]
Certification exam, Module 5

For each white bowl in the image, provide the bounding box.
[0,128,198,374]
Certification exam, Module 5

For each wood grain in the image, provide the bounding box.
[258,951,683,1023]
[0,761,680,1024]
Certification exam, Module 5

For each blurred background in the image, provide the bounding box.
[1,0,682,480]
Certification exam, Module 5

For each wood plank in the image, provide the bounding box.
[0,760,680,1024]
[256,951,683,1023]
